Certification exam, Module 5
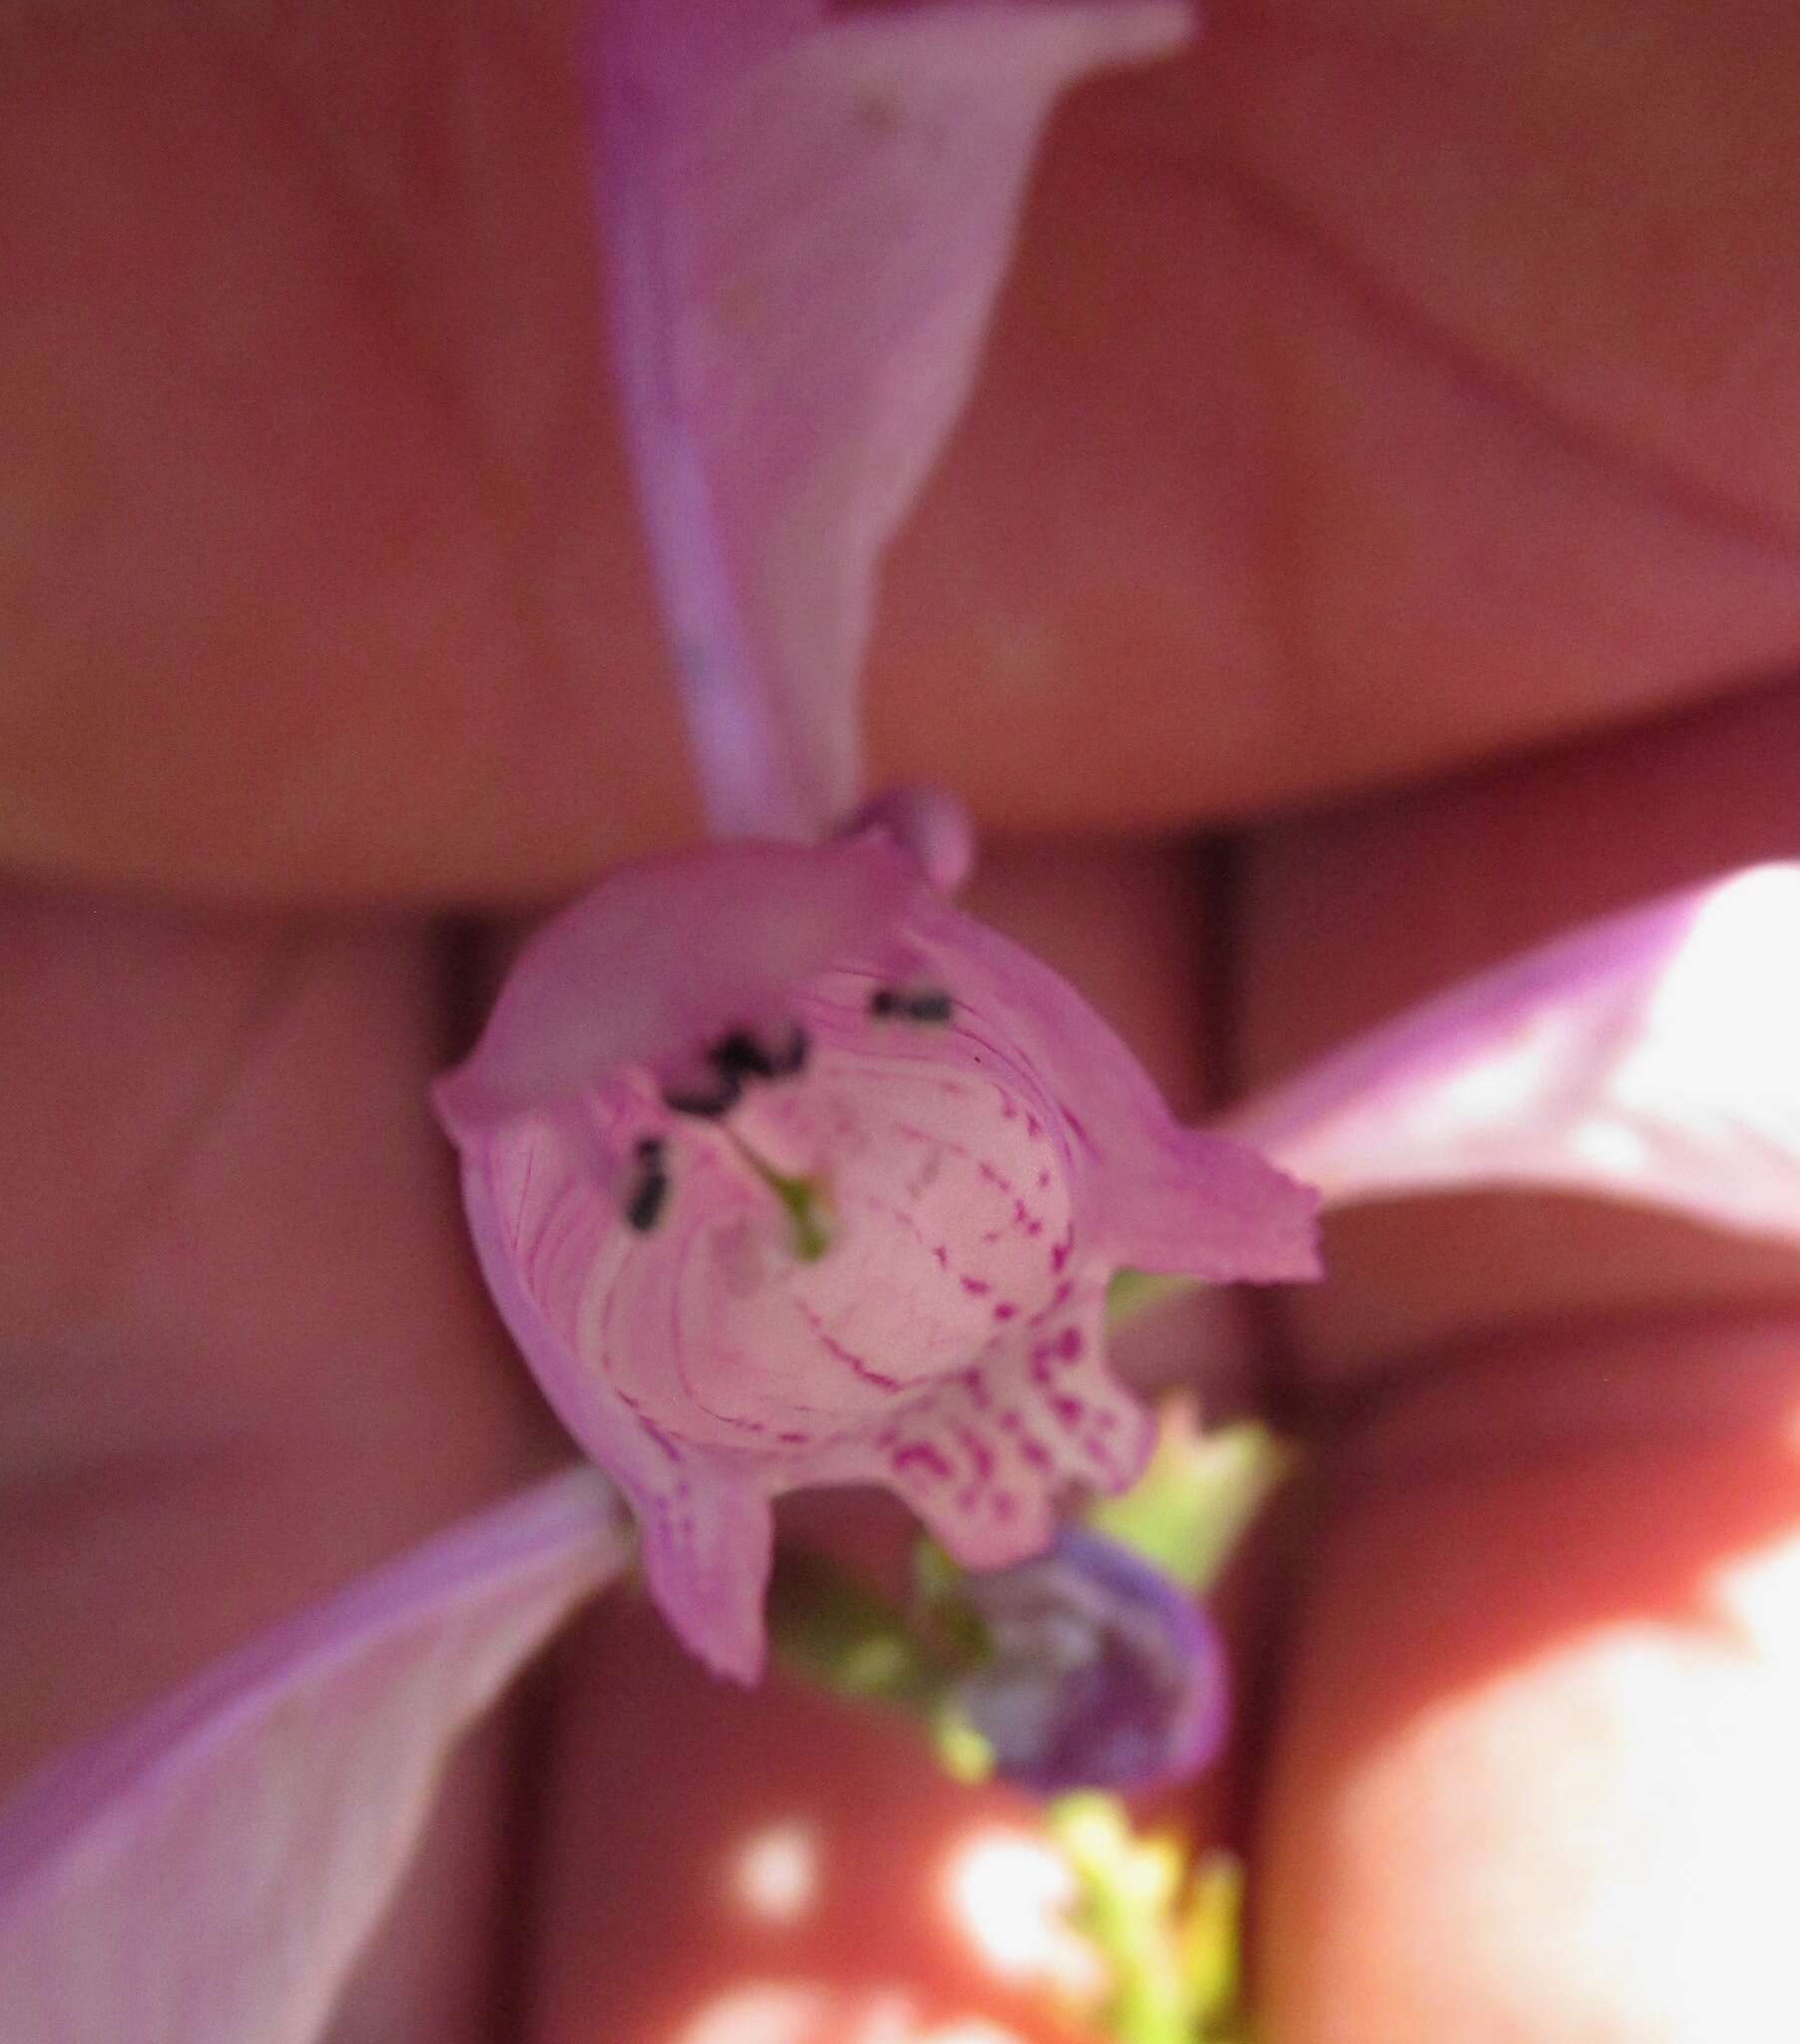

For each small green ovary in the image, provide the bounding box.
[768,1168,831,1263]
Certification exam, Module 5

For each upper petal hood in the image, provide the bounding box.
[434,838,916,1135]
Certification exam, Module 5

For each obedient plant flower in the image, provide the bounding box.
[951,1526,1229,1795]
[14,870,1800,2042]
[0,8,1217,2034]
[434,829,1318,1681]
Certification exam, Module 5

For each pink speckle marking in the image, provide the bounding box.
[1055,1326,1084,1361]
[799,1303,901,1392]
[958,1427,995,1481]
[1050,1240,1072,1274]
[993,1301,1018,1321]
[1052,1395,1087,1428]
[1019,1435,1052,1471]
[892,1442,951,1481]
[961,1275,992,1296]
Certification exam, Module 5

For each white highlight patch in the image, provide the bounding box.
[675,1983,828,2044]
[674,1984,1028,2044]
[730,1819,821,1924]
[942,1826,1105,1997]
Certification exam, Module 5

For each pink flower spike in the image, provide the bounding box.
[438,840,1316,1683]
[592,0,1194,838]
[1226,863,1800,1245]
[0,1469,628,2044]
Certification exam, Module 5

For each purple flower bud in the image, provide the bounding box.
[954,1528,1228,1796]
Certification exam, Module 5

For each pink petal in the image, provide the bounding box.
[592,0,1193,837]
[1226,863,1800,1243]
[898,884,1322,1281]
[459,1108,782,1681]
[0,1470,628,2044]
[843,782,979,894]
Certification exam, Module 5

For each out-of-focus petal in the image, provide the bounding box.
[0,1469,629,2044]
[1227,863,1800,1244]
[953,1527,1228,1794]
[592,0,1194,837]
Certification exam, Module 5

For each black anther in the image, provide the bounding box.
[710,1029,776,1080]
[869,986,953,1025]
[624,1138,671,1233]
[661,1067,743,1119]
[711,1023,810,1082]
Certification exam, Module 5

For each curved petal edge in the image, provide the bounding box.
[0,1468,630,2044]
[1227,863,1800,1247]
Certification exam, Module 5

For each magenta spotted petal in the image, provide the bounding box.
[437,838,1318,1682]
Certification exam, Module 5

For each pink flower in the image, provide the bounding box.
[14,862,1800,2042]
[11,1,1800,2038]
[434,831,1318,1681]
[5,7,1215,2032]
